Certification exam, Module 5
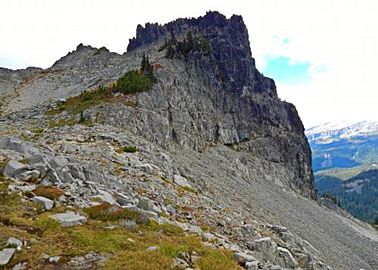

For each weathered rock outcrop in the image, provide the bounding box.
[102,11,316,199]
[128,11,276,97]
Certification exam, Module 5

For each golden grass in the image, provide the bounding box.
[33,186,64,200]
[0,186,241,269]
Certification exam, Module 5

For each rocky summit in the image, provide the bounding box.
[0,11,377,270]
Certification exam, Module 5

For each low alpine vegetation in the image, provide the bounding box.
[113,53,156,94]
[33,186,64,200]
[83,203,141,222]
[46,53,156,119]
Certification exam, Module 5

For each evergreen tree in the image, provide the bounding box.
[141,53,147,73]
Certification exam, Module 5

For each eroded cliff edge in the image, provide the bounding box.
[109,11,316,200]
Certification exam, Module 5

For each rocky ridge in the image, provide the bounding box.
[0,11,377,270]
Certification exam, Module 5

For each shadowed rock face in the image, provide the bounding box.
[127,11,276,97]
[123,12,316,199]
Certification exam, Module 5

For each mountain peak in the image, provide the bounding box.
[306,120,378,143]
[128,11,276,97]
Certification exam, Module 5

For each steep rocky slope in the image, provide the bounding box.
[0,11,377,270]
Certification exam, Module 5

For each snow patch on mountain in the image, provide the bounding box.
[306,121,378,143]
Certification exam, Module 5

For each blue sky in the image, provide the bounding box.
[262,56,311,85]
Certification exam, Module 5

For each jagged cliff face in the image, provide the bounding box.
[99,11,316,200]
[128,12,276,97]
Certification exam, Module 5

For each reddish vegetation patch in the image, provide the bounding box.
[83,203,140,222]
[33,186,64,200]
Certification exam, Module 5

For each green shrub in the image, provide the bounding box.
[114,70,153,94]
[35,216,60,232]
[122,145,137,153]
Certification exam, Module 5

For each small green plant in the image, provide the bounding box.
[182,186,198,194]
[31,128,44,134]
[35,216,60,232]
[18,159,29,164]
[122,145,138,153]
[77,110,93,126]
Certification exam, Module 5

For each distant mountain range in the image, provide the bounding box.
[306,121,378,143]
[306,121,378,172]
[306,121,378,223]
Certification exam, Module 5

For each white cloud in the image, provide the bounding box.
[0,0,377,127]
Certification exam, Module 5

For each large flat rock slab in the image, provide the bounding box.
[0,248,16,266]
[51,212,87,227]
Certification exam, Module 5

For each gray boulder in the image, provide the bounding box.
[48,156,68,169]
[138,164,160,175]
[7,237,22,248]
[175,222,203,236]
[239,224,256,239]
[202,232,215,242]
[248,237,278,263]
[3,160,29,178]
[0,137,40,157]
[234,252,256,265]
[173,174,192,188]
[33,196,54,210]
[115,193,135,206]
[51,212,87,227]
[27,154,45,164]
[17,170,40,182]
[245,261,259,270]
[94,190,117,205]
[84,169,104,183]
[0,248,16,266]
[137,197,161,214]
[277,247,298,268]
[11,262,27,270]
[59,170,75,183]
